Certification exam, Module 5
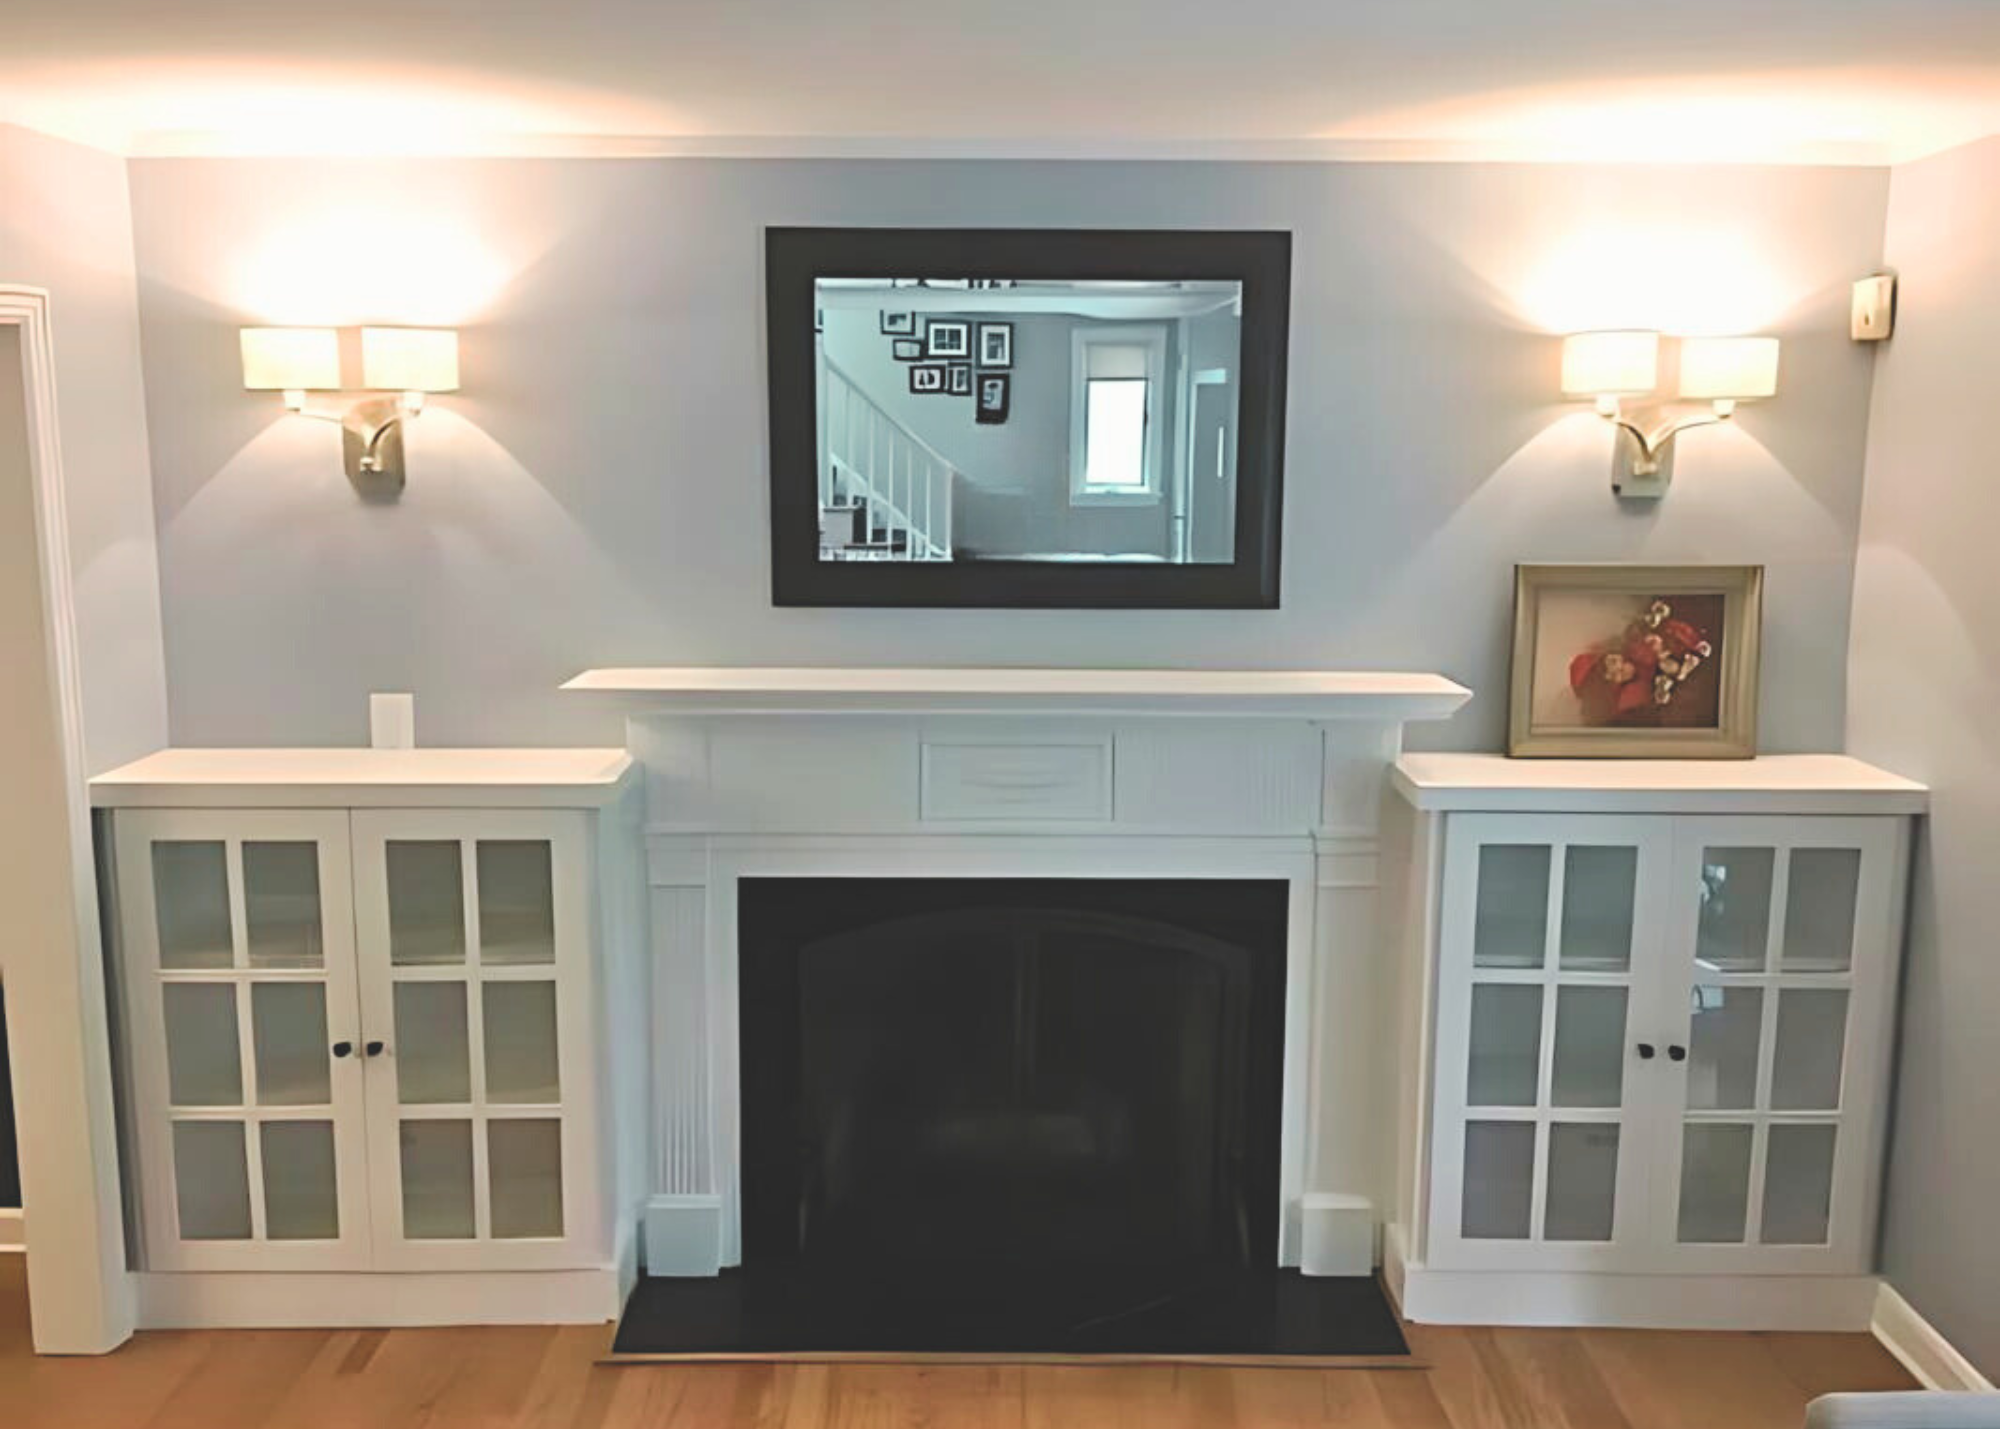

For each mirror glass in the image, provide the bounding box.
[814,278,1242,565]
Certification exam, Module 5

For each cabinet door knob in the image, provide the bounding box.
[1668,1044,1687,1062]
[331,1040,354,1059]
[1636,1042,1657,1060]
[364,1040,386,1057]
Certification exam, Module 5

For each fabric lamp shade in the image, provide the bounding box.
[1560,330,1660,397]
[241,328,340,391]
[1678,336,1779,400]
[361,327,460,392]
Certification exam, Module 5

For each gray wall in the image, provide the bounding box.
[1848,134,2000,1379]
[125,157,1888,749]
[0,125,168,773]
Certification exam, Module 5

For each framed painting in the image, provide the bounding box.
[1508,564,1763,758]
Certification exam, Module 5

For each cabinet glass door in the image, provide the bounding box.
[351,811,593,1269]
[1432,814,1670,1269]
[114,811,369,1271]
[1660,817,1898,1269]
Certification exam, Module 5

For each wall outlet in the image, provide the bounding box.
[1852,273,1896,341]
[370,692,415,749]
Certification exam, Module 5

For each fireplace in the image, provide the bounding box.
[738,878,1288,1279]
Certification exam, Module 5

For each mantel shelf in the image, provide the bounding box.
[561,666,1473,721]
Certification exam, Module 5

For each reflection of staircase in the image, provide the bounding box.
[820,358,955,561]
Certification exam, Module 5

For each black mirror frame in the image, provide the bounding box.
[766,227,1291,609]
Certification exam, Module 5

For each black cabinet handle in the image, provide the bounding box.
[364,1040,386,1057]
[331,1040,354,1059]
[1636,1042,1657,1060]
[1668,1044,1687,1062]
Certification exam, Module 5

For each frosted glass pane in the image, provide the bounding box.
[1687,986,1763,1110]
[1772,990,1849,1110]
[1462,1121,1535,1240]
[1467,984,1542,1107]
[1696,847,1774,973]
[488,1118,564,1239]
[393,982,470,1104]
[1474,845,1550,969]
[399,1120,475,1239]
[387,841,465,966]
[243,842,322,969]
[1782,849,1860,972]
[153,841,232,969]
[163,983,241,1106]
[1551,986,1628,1109]
[1762,1124,1837,1245]
[477,841,555,966]
[261,1120,339,1240]
[1084,379,1148,488]
[1545,1123,1619,1242]
[251,983,330,1106]
[173,1120,251,1240]
[1559,846,1637,972]
[1678,1122,1753,1243]
[483,981,560,1105]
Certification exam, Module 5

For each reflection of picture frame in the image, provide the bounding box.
[925,319,971,359]
[909,363,946,394]
[947,363,972,395]
[880,312,915,335]
[977,322,1013,368]
[975,371,1011,424]
[891,339,923,361]
[1509,564,1763,759]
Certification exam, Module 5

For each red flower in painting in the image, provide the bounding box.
[1569,598,1716,726]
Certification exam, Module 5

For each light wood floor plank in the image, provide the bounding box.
[0,1257,1916,1428]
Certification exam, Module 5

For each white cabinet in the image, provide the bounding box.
[94,749,642,1325]
[1386,755,1924,1329]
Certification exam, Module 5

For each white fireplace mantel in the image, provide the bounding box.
[573,666,1473,1282]
[563,665,1471,721]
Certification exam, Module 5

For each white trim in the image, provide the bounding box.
[0,285,135,1352]
[1394,753,1927,816]
[1871,1282,1998,1393]
[118,131,1907,167]
[0,1208,24,1252]
[643,1193,723,1276]
[132,1267,621,1328]
[91,747,637,809]
[1395,1258,1882,1330]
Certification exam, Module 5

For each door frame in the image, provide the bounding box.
[0,286,135,1351]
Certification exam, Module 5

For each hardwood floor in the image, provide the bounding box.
[0,1256,1915,1427]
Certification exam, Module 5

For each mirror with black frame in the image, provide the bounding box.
[766,229,1290,608]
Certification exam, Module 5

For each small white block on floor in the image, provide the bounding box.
[1300,1193,1374,1276]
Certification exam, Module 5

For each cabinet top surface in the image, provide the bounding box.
[561,666,1472,720]
[90,747,636,809]
[1394,753,1927,814]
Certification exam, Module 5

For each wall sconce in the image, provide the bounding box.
[1562,331,1778,498]
[241,325,460,497]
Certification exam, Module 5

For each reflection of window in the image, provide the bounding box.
[1070,325,1166,504]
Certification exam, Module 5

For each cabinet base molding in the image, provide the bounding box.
[1870,1282,1997,1392]
[132,1268,622,1329]
[0,1209,22,1253]
[1385,1229,1878,1330]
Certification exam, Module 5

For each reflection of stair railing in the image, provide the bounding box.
[821,358,955,561]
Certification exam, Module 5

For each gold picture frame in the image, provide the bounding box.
[1508,564,1763,758]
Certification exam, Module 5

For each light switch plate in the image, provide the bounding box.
[1852,274,1896,341]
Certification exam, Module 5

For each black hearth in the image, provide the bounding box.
[611,878,1409,1359]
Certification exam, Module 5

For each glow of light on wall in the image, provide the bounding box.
[1514,224,1788,338]
[236,210,509,327]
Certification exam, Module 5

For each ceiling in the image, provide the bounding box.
[7,0,1999,163]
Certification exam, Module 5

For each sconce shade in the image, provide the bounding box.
[1679,336,1780,401]
[1561,330,1660,397]
[241,327,340,391]
[361,327,459,392]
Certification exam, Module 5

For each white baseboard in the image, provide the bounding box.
[0,1208,22,1253]
[1871,1283,1997,1393]
[1394,1257,1880,1331]
[133,1268,622,1329]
